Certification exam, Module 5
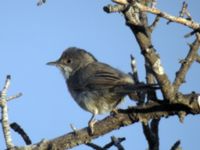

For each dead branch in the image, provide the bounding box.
[86,136,125,150]
[196,54,200,63]
[149,15,160,32]
[105,4,175,101]
[142,119,160,150]
[173,34,200,91]
[111,0,200,31]
[0,75,14,149]
[12,94,200,150]
[10,122,32,145]
[170,140,182,150]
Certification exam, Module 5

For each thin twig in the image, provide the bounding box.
[111,0,200,31]
[86,143,105,150]
[86,136,125,150]
[10,122,32,145]
[129,54,146,103]
[103,4,126,13]
[179,1,192,20]
[37,0,46,6]
[7,92,22,101]
[130,54,139,83]
[0,75,14,149]
[149,15,160,32]
[104,136,125,150]
[173,34,200,91]
[112,0,127,5]
[184,29,199,38]
[142,119,160,150]
[170,140,182,150]
[111,136,125,150]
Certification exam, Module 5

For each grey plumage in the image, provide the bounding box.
[47,47,158,133]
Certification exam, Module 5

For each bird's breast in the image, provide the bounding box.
[69,89,123,114]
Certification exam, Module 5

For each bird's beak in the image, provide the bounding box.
[46,60,59,66]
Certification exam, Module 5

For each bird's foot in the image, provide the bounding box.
[88,119,97,135]
[110,108,119,116]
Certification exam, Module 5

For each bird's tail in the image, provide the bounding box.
[110,83,160,94]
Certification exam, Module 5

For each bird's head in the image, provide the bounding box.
[47,47,97,79]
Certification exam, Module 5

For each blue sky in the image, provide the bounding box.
[0,0,200,149]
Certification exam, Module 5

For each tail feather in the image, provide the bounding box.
[110,83,160,94]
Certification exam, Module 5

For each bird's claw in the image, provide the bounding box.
[110,108,119,116]
[88,119,97,135]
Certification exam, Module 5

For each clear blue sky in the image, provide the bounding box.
[0,0,200,149]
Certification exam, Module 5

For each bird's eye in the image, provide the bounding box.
[67,59,72,64]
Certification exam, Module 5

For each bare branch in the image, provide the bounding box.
[112,0,128,5]
[130,54,139,82]
[149,15,160,32]
[12,92,200,150]
[170,140,182,150]
[173,34,200,91]
[111,0,200,31]
[128,55,144,102]
[116,3,175,101]
[179,1,192,20]
[86,136,125,150]
[135,2,200,30]
[195,54,200,63]
[86,143,105,150]
[0,75,14,149]
[37,0,46,6]
[7,92,22,102]
[142,119,160,150]
[143,60,160,149]
[10,122,32,145]
[110,136,125,150]
[103,4,126,13]
[184,29,199,38]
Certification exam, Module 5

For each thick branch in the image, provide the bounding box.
[173,34,200,91]
[13,95,200,150]
[105,3,175,101]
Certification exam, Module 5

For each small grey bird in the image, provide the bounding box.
[47,47,158,133]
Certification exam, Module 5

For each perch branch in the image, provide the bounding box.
[13,93,200,150]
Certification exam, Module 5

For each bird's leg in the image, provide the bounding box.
[88,112,97,134]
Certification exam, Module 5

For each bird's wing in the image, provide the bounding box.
[74,62,134,90]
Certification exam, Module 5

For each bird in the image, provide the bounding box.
[47,47,158,133]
